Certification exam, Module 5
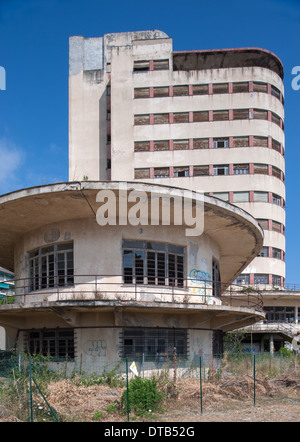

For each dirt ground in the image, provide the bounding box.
[1,375,299,422]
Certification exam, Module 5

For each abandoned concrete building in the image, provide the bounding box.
[0,30,299,370]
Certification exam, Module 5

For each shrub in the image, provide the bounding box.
[121,376,164,416]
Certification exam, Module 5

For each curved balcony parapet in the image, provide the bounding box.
[2,275,264,312]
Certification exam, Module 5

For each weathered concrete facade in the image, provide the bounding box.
[69,30,285,289]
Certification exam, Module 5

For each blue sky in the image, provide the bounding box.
[0,0,299,283]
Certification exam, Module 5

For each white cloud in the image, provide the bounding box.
[0,137,24,194]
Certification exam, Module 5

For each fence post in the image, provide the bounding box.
[126,358,130,422]
[29,358,33,422]
[200,356,203,414]
[253,354,256,407]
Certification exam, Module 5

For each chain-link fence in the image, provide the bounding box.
[0,350,299,422]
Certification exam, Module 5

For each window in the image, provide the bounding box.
[213,83,229,94]
[232,82,249,93]
[173,112,189,123]
[134,114,150,125]
[272,248,281,259]
[133,60,150,72]
[233,109,249,120]
[153,113,169,124]
[193,165,209,177]
[271,112,281,126]
[272,221,281,233]
[134,88,150,99]
[29,242,74,291]
[213,138,229,148]
[233,164,249,174]
[235,274,250,285]
[213,192,229,202]
[212,259,221,298]
[213,110,229,121]
[134,168,150,179]
[272,194,281,206]
[233,136,249,148]
[233,192,249,203]
[173,166,189,177]
[153,87,169,97]
[271,85,281,100]
[27,329,74,359]
[264,306,293,323]
[253,164,268,175]
[173,139,189,150]
[258,246,269,257]
[254,274,269,284]
[123,241,184,287]
[213,165,229,176]
[134,141,150,152]
[121,328,187,359]
[253,191,269,202]
[173,85,189,96]
[154,167,169,178]
[193,84,209,95]
[153,59,169,70]
[257,219,269,230]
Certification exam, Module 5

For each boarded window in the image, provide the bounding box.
[153,140,169,151]
[173,85,189,96]
[271,85,281,99]
[213,110,229,121]
[173,112,189,123]
[193,111,209,122]
[233,109,249,120]
[194,165,209,176]
[233,164,249,174]
[272,138,281,152]
[133,60,150,72]
[193,84,209,95]
[174,166,189,177]
[253,136,268,147]
[153,59,169,70]
[173,139,189,150]
[134,168,150,179]
[253,82,268,93]
[253,164,268,175]
[233,192,249,202]
[272,166,281,179]
[153,113,169,124]
[154,167,169,178]
[134,88,150,99]
[271,112,281,126]
[233,136,249,147]
[232,82,249,93]
[213,83,229,94]
[134,114,150,125]
[153,87,169,97]
[134,141,150,152]
[272,221,281,233]
[193,138,209,149]
[257,219,269,230]
[213,138,229,148]
[253,109,268,120]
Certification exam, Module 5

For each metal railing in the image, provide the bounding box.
[0,274,264,312]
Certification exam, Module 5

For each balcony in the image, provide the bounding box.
[1,275,264,312]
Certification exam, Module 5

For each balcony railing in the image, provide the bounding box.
[0,274,264,312]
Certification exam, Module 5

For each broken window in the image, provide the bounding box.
[133,60,150,72]
[27,329,74,359]
[213,138,229,148]
[213,165,229,176]
[173,166,189,177]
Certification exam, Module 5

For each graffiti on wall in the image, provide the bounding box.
[83,339,107,357]
[189,268,212,300]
